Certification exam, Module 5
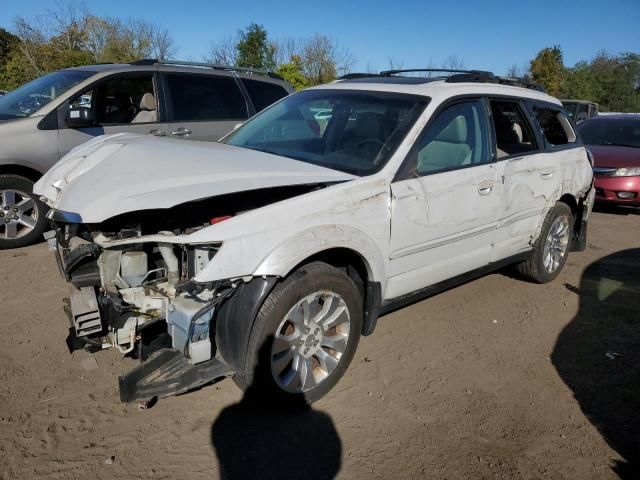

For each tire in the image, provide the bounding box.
[234,261,363,404]
[515,202,573,284]
[0,175,49,249]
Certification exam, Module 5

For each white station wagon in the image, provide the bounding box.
[35,69,595,404]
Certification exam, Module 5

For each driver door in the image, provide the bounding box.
[386,98,501,300]
[58,73,167,157]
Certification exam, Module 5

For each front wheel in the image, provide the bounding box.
[234,261,363,404]
[0,175,49,249]
[515,202,573,284]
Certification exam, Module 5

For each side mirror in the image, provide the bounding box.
[65,107,95,128]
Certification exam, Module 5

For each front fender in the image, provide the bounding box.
[252,224,387,289]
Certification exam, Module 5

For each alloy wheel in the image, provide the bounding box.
[271,290,351,393]
[542,215,570,273]
[0,189,38,240]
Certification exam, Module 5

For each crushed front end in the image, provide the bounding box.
[47,211,240,403]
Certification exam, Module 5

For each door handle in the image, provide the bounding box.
[540,171,554,180]
[478,180,494,196]
[149,129,167,137]
[171,128,192,137]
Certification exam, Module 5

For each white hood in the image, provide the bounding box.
[34,133,356,223]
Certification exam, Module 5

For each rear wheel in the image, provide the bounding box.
[234,261,363,404]
[0,175,48,249]
[515,202,573,284]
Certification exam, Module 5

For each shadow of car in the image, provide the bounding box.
[552,248,640,478]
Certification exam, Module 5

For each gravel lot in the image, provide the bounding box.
[1,208,639,479]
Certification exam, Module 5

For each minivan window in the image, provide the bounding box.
[241,78,289,112]
[224,89,427,176]
[532,105,576,146]
[70,74,155,125]
[165,73,248,121]
[0,70,93,119]
[490,100,537,158]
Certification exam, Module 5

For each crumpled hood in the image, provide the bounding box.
[34,133,356,223]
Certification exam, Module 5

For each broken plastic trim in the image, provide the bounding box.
[118,348,233,402]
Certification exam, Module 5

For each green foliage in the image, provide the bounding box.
[530,46,565,97]
[236,23,275,70]
[0,5,175,91]
[529,46,640,112]
[0,28,19,66]
[275,55,309,90]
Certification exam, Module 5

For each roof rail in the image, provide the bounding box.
[129,59,285,80]
[380,68,490,77]
[339,72,383,79]
[496,76,545,92]
[342,68,546,92]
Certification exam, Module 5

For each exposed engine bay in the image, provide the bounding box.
[48,185,325,401]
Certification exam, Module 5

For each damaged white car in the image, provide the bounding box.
[34,69,595,404]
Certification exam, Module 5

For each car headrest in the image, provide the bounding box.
[437,115,467,143]
[354,112,386,139]
[512,122,524,142]
[139,93,156,111]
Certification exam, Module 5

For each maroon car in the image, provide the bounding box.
[577,114,640,206]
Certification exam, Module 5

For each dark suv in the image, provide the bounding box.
[0,59,294,248]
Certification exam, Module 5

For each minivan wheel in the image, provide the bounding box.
[0,175,48,249]
[234,261,363,404]
[515,202,573,284]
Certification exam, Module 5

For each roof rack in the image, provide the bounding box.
[496,76,545,92]
[339,68,545,92]
[380,68,491,77]
[129,59,285,81]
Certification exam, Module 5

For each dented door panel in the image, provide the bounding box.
[386,164,500,299]
[492,151,563,261]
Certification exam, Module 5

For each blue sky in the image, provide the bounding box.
[1,0,639,75]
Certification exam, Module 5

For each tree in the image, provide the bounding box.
[560,51,640,112]
[301,34,354,85]
[441,55,465,71]
[530,46,565,96]
[207,34,238,65]
[236,23,275,70]
[0,28,19,67]
[275,55,309,90]
[0,1,176,90]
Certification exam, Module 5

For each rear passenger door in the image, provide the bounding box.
[162,72,249,141]
[489,99,573,261]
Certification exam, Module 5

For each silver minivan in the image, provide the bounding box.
[0,60,294,248]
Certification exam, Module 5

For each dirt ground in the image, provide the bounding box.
[1,208,639,480]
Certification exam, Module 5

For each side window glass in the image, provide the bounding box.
[532,105,576,146]
[241,78,289,112]
[489,100,537,159]
[166,74,248,121]
[69,75,156,125]
[411,100,489,175]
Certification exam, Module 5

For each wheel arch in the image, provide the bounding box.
[0,164,44,183]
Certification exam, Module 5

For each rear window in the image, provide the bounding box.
[532,105,576,146]
[165,73,248,121]
[241,78,289,112]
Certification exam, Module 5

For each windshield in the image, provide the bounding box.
[0,70,93,120]
[577,117,640,148]
[224,89,428,176]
